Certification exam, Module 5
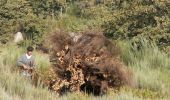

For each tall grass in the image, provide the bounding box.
[0,44,57,100]
[0,40,170,100]
[119,39,170,98]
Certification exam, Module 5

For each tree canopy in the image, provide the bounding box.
[0,0,169,48]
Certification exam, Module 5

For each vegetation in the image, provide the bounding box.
[0,0,170,99]
[102,0,170,48]
[0,41,170,99]
[1,0,169,48]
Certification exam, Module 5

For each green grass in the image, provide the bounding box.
[0,44,56,100]
[118,40,170,99]
[0,40,170,100]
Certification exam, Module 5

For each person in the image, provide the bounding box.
[17,46,35,79]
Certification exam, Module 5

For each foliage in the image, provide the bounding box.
[119,39,170,94]
[1,0,170,99]
[28,0,65,19]
[1,0,170,48]
[0,41,170,99]
[0,0,59,44]
[0,44,56,100]
[102,0,170,47]
[0,0,30,43]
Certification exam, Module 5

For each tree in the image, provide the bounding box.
[0,0,60,44]
[28,0,65,19]
[102,0,170,47]
[0,0,32,43]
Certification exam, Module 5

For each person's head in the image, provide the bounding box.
[27,46,34,56]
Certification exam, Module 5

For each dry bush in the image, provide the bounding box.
[47,29,134,95]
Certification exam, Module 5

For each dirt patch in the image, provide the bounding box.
[46,30,134,95]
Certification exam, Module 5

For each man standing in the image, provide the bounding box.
[17,46,35,79]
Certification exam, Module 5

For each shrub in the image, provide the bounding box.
[102,0,170,48]
[47,30,134,95]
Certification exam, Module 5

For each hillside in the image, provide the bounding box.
[0,41,170,99]
[0,0,170,100]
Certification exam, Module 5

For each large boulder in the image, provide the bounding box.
[14,32,23,43]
